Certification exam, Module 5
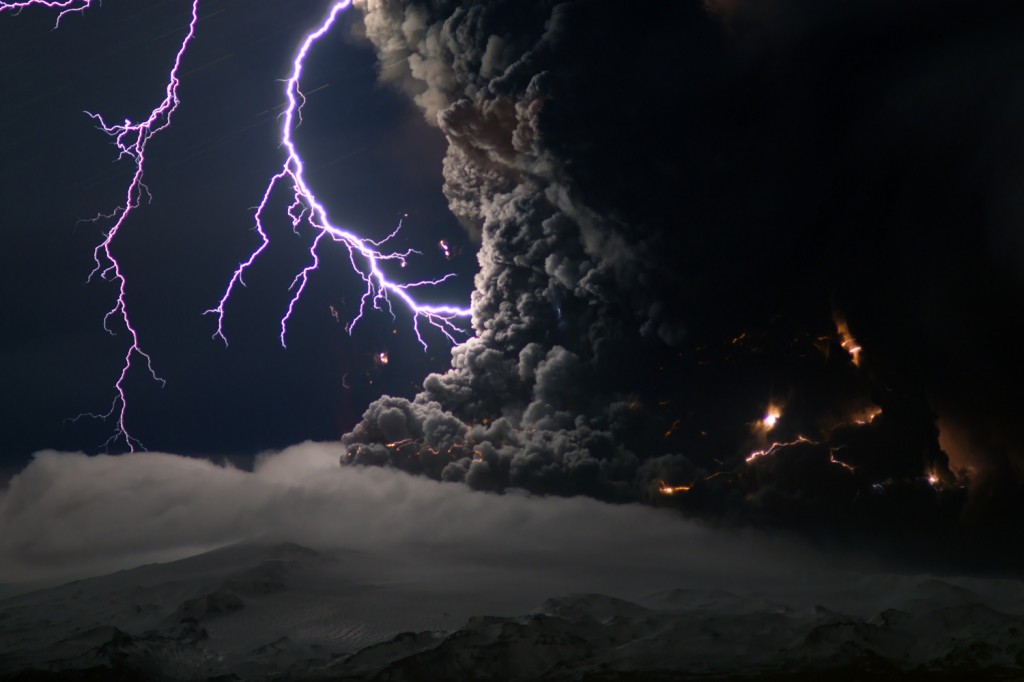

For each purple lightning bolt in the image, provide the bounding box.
[69,0,201,451]
[0,0,92,27]
[206,0,472,350]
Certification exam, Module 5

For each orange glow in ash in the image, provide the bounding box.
[823,404,883,437]
[834,315,862,367]
[384,438,475,459]
[752,401,784,438]
[936,416,979,479]
[829,451,857,473]
[746,435,812,463]
[852,405,882,425]
[657,480,692,496]
[664,419,681,439]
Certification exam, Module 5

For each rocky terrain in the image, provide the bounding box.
[2,543,1024,680]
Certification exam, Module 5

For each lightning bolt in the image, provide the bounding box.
[206,0,473,350]
[69,0,199,451]
[0,0,92,27]
[8,0,471,451]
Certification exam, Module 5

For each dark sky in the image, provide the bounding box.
[0,0,475,473]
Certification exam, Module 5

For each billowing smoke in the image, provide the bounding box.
[343,0,1024,567]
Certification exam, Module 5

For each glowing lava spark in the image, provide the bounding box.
[68,0,199,451]
[834,314,862,367]
[852,405,882,425]
[752,400,784,439]
[829,451,857,473]
[657,480,691,496]
[0,0,92,26]
[207,0,472,350]
[746,435,812,463]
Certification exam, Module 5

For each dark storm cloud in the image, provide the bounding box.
[345,0,1024,567]
[708,0,1024,539]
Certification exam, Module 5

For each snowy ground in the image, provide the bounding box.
[4,448,1024,679]
[3,540,1024,680]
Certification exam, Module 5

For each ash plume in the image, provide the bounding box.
[344,0,1024,567]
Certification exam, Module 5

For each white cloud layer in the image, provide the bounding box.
[1,443,854,591]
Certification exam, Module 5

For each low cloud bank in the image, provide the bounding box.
[0,443,830,586]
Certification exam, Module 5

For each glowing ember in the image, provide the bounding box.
[657,480,691,496]
[834,314,862,367]
[852,405,882,425]
[752,400,784,438]
[829,451,857,473]
[746,435,812,463]
[746,445,778,463]
[377,351,389,366]
[379,437,471,458]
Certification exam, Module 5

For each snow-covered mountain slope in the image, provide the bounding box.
[336,590,1024,681]
[0,541,503,679]
[2,542,1024,680]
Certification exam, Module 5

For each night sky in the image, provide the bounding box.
[3,0,1024,573]
[0,0,475,471]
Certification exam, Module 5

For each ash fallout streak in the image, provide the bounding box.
[2,0,470,451]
